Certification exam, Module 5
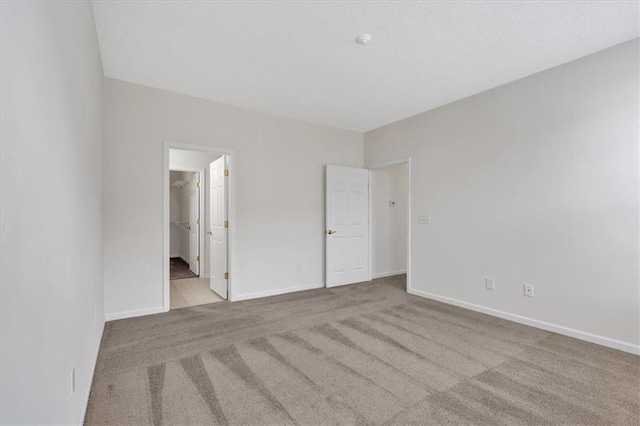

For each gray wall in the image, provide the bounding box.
[365,39,639,348]
[371,164,409,277]
[103,78,363,316]
[1,2,105,424]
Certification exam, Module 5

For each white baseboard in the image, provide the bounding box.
[233,283,324,302]
[407,288,639,356]
[180,255,189,265]
[105,306,165,321]
[372,270,407,279]
[170,253,180,258]
[80,319,105,424]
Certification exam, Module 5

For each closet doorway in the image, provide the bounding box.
[169,169,202,280]
[163,142,236,310]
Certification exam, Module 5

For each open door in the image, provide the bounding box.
[325,165,369,287]
[209,156,228,299]
[188,173,200,275]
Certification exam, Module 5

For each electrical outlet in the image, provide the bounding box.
[524,284,534,297]
[485,278,495,290]
[71,368,76,395]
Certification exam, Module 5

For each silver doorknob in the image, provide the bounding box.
[326,230,337,235]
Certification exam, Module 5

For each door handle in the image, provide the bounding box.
[207,230,213,235]
[186,225,192,230]
[326,230,337,235]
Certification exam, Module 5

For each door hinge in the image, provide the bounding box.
[196,181,200,188]
[224,220,228,228]
[224,169,229,177]
[224,272,229,280]
[196,256,200,262]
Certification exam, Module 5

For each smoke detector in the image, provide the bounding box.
[355,34,372,45]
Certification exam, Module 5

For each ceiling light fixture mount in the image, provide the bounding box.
[355,34,372,45]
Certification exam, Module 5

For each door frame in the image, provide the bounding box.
[169,168,205,276]
[367,158,412,293]
[163,141,237,311]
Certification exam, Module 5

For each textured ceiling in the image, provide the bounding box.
[92,1,638,132]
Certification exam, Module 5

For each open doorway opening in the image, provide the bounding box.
[369,160,411,289]
[324,160,411,291]
[169,169,202,280]
[164,143,235,310]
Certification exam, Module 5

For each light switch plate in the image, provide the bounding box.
[485,278,495,290]
[417,213,430,224]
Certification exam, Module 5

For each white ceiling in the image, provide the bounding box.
[92,1,638,132]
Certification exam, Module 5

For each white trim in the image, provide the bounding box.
[372,270,407,279]
[179,255,190,266]
[368,158,411,170]
[408,288,640,356]
[79,320,105,424]
[105,306,165,322]
[367,158,412,294]
[198,169,205,277]
[234,283,324,302]
[367,169,372,282]
[164,141,237,311]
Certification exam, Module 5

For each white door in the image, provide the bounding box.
[326,165,370,287]
[209,156,228,299]
[188,173,200,275]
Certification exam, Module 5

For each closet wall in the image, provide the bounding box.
[169,171,192,262]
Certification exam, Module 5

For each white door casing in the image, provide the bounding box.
[326,165,370,287]
[163,141,236,312]
[209,156,228,299]
[188,173,200,275]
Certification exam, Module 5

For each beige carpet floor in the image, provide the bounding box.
[86,275,639,425]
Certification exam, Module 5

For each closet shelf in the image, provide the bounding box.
[170,221,191,231]
[171,180,190,191]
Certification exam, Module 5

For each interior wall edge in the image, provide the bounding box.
[80,321,105,424]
